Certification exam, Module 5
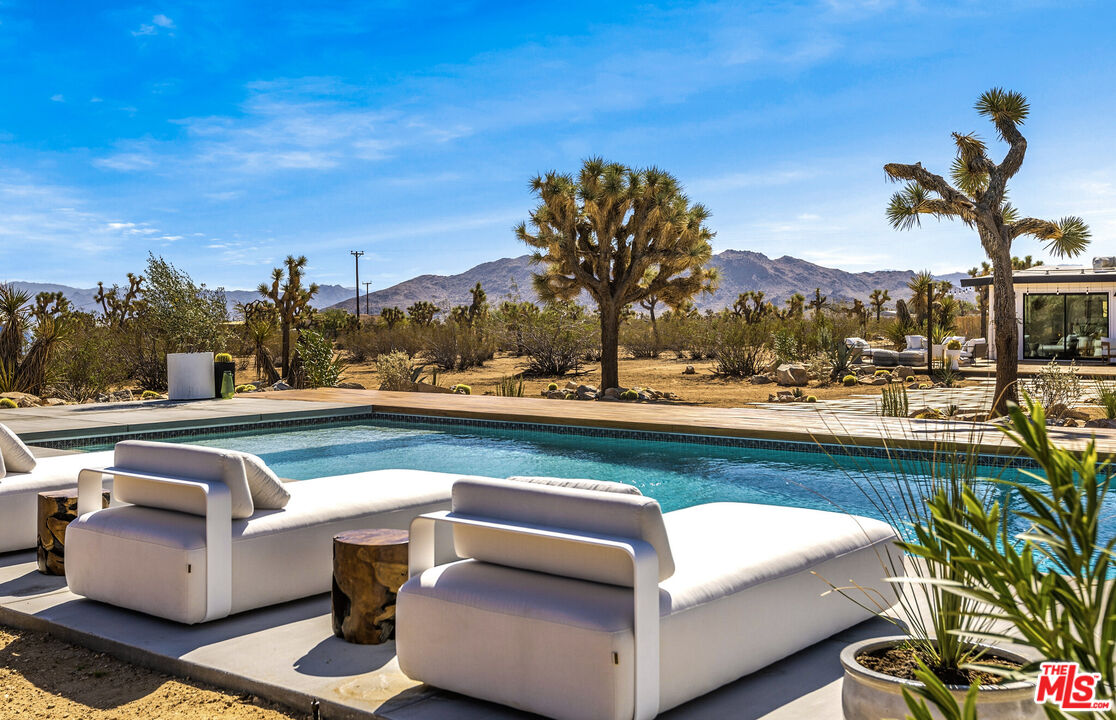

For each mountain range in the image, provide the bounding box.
[327,251,969,314]
[3,251,969,317]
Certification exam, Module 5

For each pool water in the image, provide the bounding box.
[85,418,1017,516]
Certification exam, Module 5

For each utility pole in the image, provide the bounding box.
[350,250,364,318]
[363,281,372,316]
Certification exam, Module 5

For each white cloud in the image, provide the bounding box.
[152,14,175,28]
[50,94,64,103]
[132,14,175,37]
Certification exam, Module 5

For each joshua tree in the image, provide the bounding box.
[847,298,869,333]
[516,158,717,389]
[868,289,890,322]
[907,270,935,343]
[380,307,405,329]
[732,291,773,324]
[258,255,319,378]
[784,292,805,320]
[406,301,439,327]
[807,288,828,319]
[95,273,145,327]
[885,89,1090,413]
[1012,255,1044,270]
[967,262,991,339]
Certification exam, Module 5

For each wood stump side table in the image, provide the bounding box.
[332,529,409,644]
[37,487,110,575]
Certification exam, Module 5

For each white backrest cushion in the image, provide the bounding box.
[506,475,642,495]
[0,423,36,474]
[113,440,254,519]
[0,448,5,479]
[238,452,291,509]
[451,478,674,586]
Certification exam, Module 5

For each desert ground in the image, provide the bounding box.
[0,625,305,720]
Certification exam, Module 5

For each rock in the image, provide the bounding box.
[111,389,134,402]
[575,385,597,400]
[565,380,579,391]
[334,382,366,390]
[545,390,565,399]
[682,365,696,375]
[1085,418,1116,429]
[599,395,621,402]
[43,398,66,406]
[603,387,621,399]
[861,377,887,386]
[774,364,808,387]
[0,392,40,408]
[271,381,292,391]
[748,375,772,385]
[1063,419,1079,427]
[894,366,913,380]
[637,391,655,402]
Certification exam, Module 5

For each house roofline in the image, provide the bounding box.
[960,273,1116,288]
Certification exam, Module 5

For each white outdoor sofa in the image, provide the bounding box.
[65,440,474,624]
[397,478,903,720]
[0,423,115,553]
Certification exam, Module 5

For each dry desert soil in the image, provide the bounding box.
[0,625,306,720]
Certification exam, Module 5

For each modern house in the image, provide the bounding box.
[960,257,1116,363]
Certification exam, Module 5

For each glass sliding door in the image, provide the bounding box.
[1022,293,1109,361]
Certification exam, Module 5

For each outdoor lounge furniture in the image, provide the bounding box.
[396,478,902,720]
[0,423,115,553]
[64,440,475,624]
[870,349,898,366]
[897,349,926,366]
[904,335,927,351]
[960,338,987,362]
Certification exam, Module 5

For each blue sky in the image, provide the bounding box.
[0,1,1113,290]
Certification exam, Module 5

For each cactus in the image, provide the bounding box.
[141,390,161,400]
[805,395,817,403]
[621,389,639,400]
[0,398,17,408]
[874,369,890,378]
[547,382,559,391]
[235,384,257,393]
[215,352,233,363]
[451,384,471,395]
[842,374,857,386]
[946,339,962,350]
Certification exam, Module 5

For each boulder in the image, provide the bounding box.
[682,365,696,375]
[0,392,40,408]
[334,382,366,390]
[603,387,622,399]
[43,398,67,406]
[271,381,292,391]
[748,375,772,385]
[565,380,579,391]
[1085,418,1116,429]
[774,364,808,387]
[1048,403,1090,421]
[894,366,914,380]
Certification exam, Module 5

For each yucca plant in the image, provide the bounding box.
[1095,380,1116,419]
[898,398,1116,720]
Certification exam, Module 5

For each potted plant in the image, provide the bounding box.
[214,352,236,398]
[167,351,215,400]
[895,399,1116,719]
[944,339,962,370]
[819,424,1043,720]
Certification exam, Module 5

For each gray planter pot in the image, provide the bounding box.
[841,636,1041,720]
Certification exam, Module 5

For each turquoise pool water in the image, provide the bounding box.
[83,417,1017,516]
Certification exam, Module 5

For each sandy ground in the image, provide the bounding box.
[0,625,305,720]
[326,352,965,408]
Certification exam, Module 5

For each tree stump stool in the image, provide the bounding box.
[332,529,409,644]
[37,487,110,575]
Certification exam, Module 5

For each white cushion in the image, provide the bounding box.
[398,502,901,720]
[64,469,470,623]
[451,478,675,585]
[507,475,642,495]
[0,447,5,480]
[113,441,254,519]
[238,452,290,509]
[0,423,36,474]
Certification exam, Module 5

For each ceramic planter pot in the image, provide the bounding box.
[945,348,962,370]
[167,352,215,400]
[214,361,236,397]
[841,636,1041,720]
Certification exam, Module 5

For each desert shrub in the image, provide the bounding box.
[772,326,806,365]
[620,321,659,358]
[495,376,525,397]
[842,374,856,386]
[878,383,909,417]
[677,315,719,360]
[54,324,127,402]
[0,398,16,408]
[711,318,770,377]
[312,308,358,338]
[292,329,345,389]
[451,384,471,395]
[424,322,495,372]
[519,304,595,377]
[342,324,423,362]
[1094,380,1116,419]
[377,351,417,391]
[1022,360,1082,416]
[819,329,861,382]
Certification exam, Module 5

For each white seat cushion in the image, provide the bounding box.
[0,423,37,474]
[0,451,115,553]
[65,469,470,623]
[397,502,900,720]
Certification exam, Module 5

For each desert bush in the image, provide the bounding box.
[818,326,861,382]
[772,325,806,365]
[312,308,358,338]
[377,351,419,391]
[342,324,423,362]
[424,322,496,371]
[54,325,127,402]
[1022,359,1082,416]
[620,320,659,358]
[292,329,345,389]
[519,304,595,376]
[677,315,719,360]
[711,318,770,377]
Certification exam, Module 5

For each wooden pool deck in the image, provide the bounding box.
[266,388,1116,459]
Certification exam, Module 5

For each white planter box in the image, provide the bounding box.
[167,352,215,400]
[945,348,962,370]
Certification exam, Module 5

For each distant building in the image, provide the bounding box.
[960,258,1116,363]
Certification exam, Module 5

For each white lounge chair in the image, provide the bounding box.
[397,478,902,720]
[0,423,115,553]
[65,440,473,624]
